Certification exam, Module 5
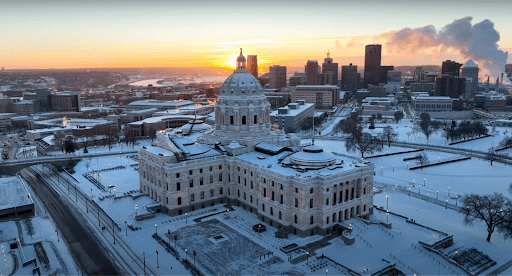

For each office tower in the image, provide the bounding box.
[321,51,338,85]
[269,65,287,89]
[387,70,402,84]
[341,63,358,92]
[442,60,462,77]
[35,89,51,112]
[289,72,306,86]
[364,44,382,87]
[379,66,394,84]
[506,64,512,77]
[415,66,424,81]
[460,60,479,96]
[305,60,319,85]
[247,55,258,79]
[434,75,466,98]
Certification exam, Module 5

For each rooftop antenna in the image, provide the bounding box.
[312,116,315,145]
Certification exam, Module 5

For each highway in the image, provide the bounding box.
[20,168,121,276]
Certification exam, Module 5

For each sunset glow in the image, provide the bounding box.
[1,1,510,70]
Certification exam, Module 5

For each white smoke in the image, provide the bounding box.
[384,17,509,82]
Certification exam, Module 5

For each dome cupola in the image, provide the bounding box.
[236,48,247,70]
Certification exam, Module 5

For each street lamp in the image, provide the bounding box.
[418,185,421,194]
[185,212,188,223]
[125,221,127,236]
[393,165,394,172]
[56,229,59,242]
[412,179,415,187]
[381,166,383,174]
[426,194,429,203]
[156,250,159,268]
[193,250,197,267]
[455,196,458,205]
[407,162,409,169]
[446,200,448,209]
[185,249,188,261]
[386,195,389,210]
[448,187,451,196]
[155,224,157,235]
[386,210,389,222]
[135,204,138,216]
[326,269,328,276]
[436,190,438,199]
[408,188,411,196]
[423,178,426,186]
[306,252,309,265]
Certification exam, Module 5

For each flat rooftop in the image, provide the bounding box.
[0,177,34,210]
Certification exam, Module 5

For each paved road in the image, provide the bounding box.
[20,168,121,276]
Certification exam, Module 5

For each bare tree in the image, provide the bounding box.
[380,125,398,147]
[345,132,383,158]
[498,136,512,150]
[416,153,429,170]
[486,147,503,166]
[463,193,511,242]
[415,113,441,142]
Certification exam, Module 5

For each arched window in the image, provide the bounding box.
[176,182,181,191]
[326,198,329,206]
[237,190,240,197]
[333,213,336,222]
[280,194,283,204]
[310,198,313,208]
[244,192,246,200]
[272,191,275,201]
[310,188,314,194]
[250,195,253,203]
[263,188,267,197]
[177,197,182,205]
[295,198,299,208]
[251,182,253,189]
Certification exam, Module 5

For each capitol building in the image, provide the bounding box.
[138,50,374,237]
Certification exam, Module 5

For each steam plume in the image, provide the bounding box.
[384,17,508,81]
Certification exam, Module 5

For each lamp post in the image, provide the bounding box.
[386,210,389,223]
[436,190,438,199]
[185,212,188,224]
[306,252,309,265]
[326,269,328,276]
[448,187,451,196]
[412,179,415,187]
[56,229,59,242]
[407,162,408,169]
[113,222,116,244]
[455,196,458,205]
[135,205,138,216]
[426,194,429,203]
[408,188,411,196]
[393,165,394,172]
[446,200,448,209]
[91,189,93,199]
[155,224,157,235]
[386,195,389,210]
[168,230,170,245]
[418,185,421,194]
[156,250,159,268]
[185,249,188,261]
[125,221,127,236]
[193,250,197,267]
[423,178,426,186]
[381,166,383,175]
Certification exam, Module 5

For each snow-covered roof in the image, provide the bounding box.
[463,60,478,68]
[269,103,314,117]
[0,177,33,210]
[296,85,338,89]
[128,100,194,107]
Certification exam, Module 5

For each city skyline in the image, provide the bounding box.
[1,0,511,72]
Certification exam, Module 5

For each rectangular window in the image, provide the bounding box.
[190,179,194,188]
[209,175,213,183]
[176,182,181,191]
[219,173,223,181]
[230,116,234,124]
[242,116,246,125]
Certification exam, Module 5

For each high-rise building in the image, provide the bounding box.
[434,75,466,98]
[442,60,462,77]
[460,60,479,96]
[289,72,306,87]
[415,66,424,81]
[321,51,338,85]
[269,65,287,89]
[50,92,81,112]
[35,89,51,112]
[387,70,402,84]
[379,66,394,84]
[305,60,319,85]
[341,64,358,92]
[364,44,382,87]
[506,64,512,77]
[247,55,258,79]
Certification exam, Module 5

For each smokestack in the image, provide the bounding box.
[502,73,504,83]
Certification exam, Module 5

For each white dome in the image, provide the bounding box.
[290,145,336,167]
[219,71,264,97]
[180,119,211,133]
[463,60,478,68]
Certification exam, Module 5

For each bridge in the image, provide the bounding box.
[0,150,138,176]
[473,109,497,119]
